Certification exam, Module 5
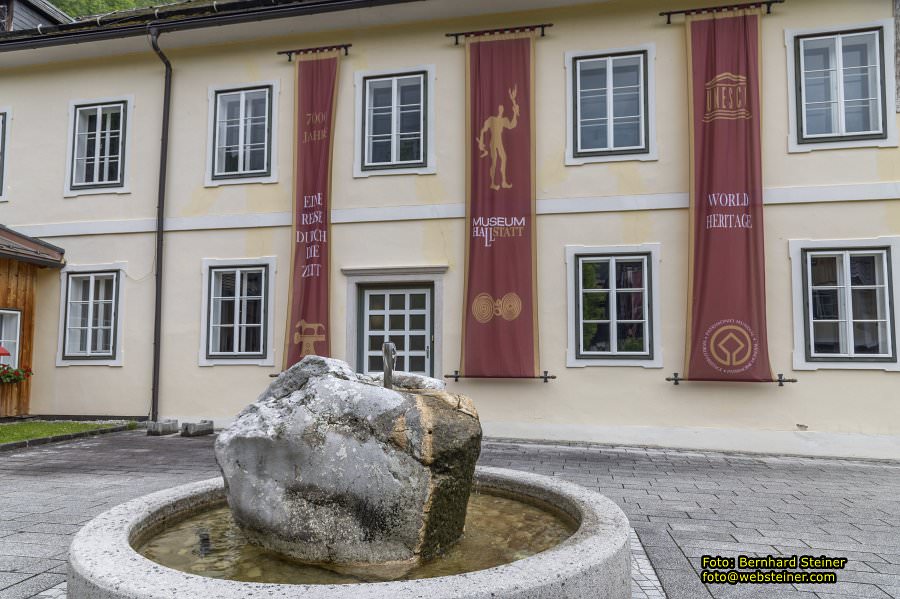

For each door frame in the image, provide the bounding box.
[342,265,447,377]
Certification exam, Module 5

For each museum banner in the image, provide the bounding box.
[285,52,339,367]
[461,33,539,377]
[684,11,773,381]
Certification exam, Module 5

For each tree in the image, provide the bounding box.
[53,0,155,18]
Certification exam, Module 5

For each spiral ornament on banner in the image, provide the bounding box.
[471,292,523,324]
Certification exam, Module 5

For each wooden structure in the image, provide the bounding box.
[0,225,64,416]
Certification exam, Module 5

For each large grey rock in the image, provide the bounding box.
[214,356,481,570]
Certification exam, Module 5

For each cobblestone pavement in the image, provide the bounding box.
[0,431,897,598]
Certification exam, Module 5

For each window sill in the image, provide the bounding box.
[567,355,663,368]
[56,357,122,367]
[792,356,899,371]
[199,356,275,367]
[566,149,658,166]
[204,174,278,187]
[64,186,130,198]
[353,164,436,178]
[788,136,897,153]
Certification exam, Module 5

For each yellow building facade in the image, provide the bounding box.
[0,0,898,457]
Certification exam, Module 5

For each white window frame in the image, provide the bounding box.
[64,96,133,198]
[565,244,662,368]
[205,81,280,187]
[0,108,9,202]
[353,65,436,177]
[56,262,126,367]
[0,309,21,369]
[789,236,900,371]
[199,257,276,367]
[343,265,446,375]
[565,45,657,165]
[785,19,897,153]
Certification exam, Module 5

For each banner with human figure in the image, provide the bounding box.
[684,11,773,381]
[285,52,339,367]
[461,33,539,377]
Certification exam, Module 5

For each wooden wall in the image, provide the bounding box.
[0,258,35,417]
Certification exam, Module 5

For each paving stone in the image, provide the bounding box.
[0,574,66,599]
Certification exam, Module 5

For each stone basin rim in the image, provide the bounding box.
[68,466,631,599]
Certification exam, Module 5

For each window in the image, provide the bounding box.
[212,86,272,179]
[576,254,651,358]
[70,102,126,189]
[566,245,661,367]
[360,286,432,376]
[573,52,648,156]
[361,72,426,170]
[796,28,886,143]
[63,272,119,360]
[207,266,268,358]
[0,310,20,368]
[803,249,894,361]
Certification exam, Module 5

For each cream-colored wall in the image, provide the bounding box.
[4,0,900,438]
[32,233,156,416]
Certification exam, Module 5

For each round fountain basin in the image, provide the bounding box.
[68,467,631,598]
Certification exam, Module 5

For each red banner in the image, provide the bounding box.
[685,12,773,381]
[462,34,539,377]
[285,53,339,367]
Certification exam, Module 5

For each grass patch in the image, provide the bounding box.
[0,421,116,444]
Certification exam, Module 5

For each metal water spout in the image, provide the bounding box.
[382,342,397,390]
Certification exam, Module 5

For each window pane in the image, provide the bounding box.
[394,355,405,371]
[851,288,884,321]
[368,80,392,108]
[409,293,426,310]
[389,314,405,331]
[811,289,841,320]
[370,111,391,136]
[616,260,644,288]
[94,276,114,301]
[582,323,610,352]
[842,31,880,133]
[409,356,426,373]
[214,299,235,326]
[582,292,609,321]
[844,99,877,133]
[409,314,426,330]
[214,271,236,298]
[613,120,641,148]
[243,270,263,297]
[67,327,88,355]
[849,254,881,286]
[853,321,887,354]
[389,335,405,351]
[241,325,262,353]
[617,323,644,353]
[810,255,839,285]
[580,123,608,151]
[398,137,421,162]
[369,140,391,163]
[389,294,405,309]
[213,326,234,353]
[369,294,385,310]
[398,77,421,106]
[242,299,262,326]
[368,336,384,351]
[94,302,114,328]
[812,321,845,354]
[399,109,421,134]
[581,260,609,290]
[368,314,385,331]
[368,355,384,372]
[91,327,111,353]
[67,300,89,328]
[409,335,426,351]
[616,292,644,320]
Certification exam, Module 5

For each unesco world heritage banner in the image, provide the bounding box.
[462,34,539,377]
[684,11,773,381]
[285,52,339,367]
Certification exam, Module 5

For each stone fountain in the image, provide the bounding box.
[67,355,632,598]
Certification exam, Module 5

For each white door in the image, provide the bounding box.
[362,287,432,376]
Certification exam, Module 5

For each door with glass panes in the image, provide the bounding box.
[360,286,433,376]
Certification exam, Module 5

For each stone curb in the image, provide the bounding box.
[68,467,631,599]
[0,424,130,453]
